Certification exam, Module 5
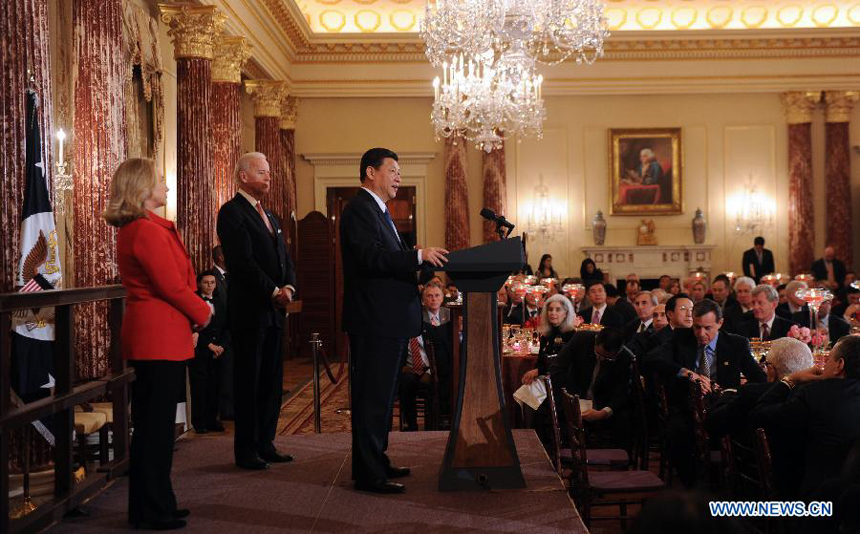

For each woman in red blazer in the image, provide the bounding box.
[104,158,211,531]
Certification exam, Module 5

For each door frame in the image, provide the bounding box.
[304,152,435,247]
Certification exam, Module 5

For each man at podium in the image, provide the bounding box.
[340,147,448,494]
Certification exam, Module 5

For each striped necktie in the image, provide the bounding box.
[410,337,424,374]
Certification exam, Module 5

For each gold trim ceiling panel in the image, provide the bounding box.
[292,0,860,34]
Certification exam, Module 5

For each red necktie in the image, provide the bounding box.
[761,323,770,340]
[256,201,274,234]
[410,337,424,374]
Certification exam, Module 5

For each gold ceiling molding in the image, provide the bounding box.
[245,80,287,117]
[212,36,253,83]
[782,91,822,124]
[824,90,860,121]
[159,3,227,60]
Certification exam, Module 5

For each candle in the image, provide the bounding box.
[57,129,66,165]
[432,77,439,100]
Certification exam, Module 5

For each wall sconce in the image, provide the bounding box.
[525,174,564,241]
[731,178,774,235]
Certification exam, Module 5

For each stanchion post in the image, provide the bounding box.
[310,333,322,434]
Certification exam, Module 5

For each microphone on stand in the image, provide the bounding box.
[480,208,515,238]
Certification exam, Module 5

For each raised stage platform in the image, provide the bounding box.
[53,430,586,533]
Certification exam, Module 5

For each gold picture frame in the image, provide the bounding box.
[609,128,683,215]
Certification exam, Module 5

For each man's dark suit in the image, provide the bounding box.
[624,318,654,344]
[504,302,539,325]
[742,247,775,283]
[578,305,626,328]
[341,188,423,483]
[812,257,847,289]
[550,331,632,448]
[791,308,851,345]
[217,192,295,463]
[646,328,766,487]
[737,315,795,341]
[212,266,234,419]
[190,292,228,431]
[721,303,753,335]
[398,314,453,431]
[750,378,860,498]
[612,298,638,324]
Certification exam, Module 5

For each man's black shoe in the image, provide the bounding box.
[259,450,293,463]
[385,466,411,479]
[236,454,269,470]
[173,509,190,519]
[354,479,405,494]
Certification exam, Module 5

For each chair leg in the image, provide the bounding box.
[77,433,90,474]
[98,426,109,465]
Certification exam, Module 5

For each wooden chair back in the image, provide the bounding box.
[538,374,563,474]
[559,388,590,490]
[629,356,649,470]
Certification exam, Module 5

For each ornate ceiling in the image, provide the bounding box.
[291,0,860,34]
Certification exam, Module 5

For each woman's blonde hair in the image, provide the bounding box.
[103,158,157,227]
[539,293,577,336]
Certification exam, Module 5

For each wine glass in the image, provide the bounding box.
[795,287,833,353]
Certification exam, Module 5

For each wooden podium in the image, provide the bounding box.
[438,237,526,491]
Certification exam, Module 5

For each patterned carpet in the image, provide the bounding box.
[278,361,352,435]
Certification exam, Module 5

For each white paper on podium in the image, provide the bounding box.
[513,380,547,411]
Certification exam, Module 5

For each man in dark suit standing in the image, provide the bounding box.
[341,148,448,494]
[812,245,847,291]
[738,284,795,341]
[217,152,296,470]
[742,236,775,283]
[211,245,234,421]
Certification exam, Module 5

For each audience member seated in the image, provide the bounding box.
[625,278,640,304]
[646,299,766,487]
[606,283,638,324]
[535,253,559,280]
[521,294,579,448]
[658,274,672,292]
[722,276,755,334]
[578,281,626,328]
[738,284,795,341]
[742,236,775,283]
[776,280,808,319]
[189,271,228,434]
[690,280,707,303]
[625,290,657,342]
[399,284,453,431]
[506,289,542,325]
[643,293,693,356]
[834,284,860,319]
[708,274,737,311]
[791,299,851,347]
[443,281,459,304]
[550,327,631,449]
[750,336,860,509]
[651,287,669,305]
[652,304,669,332]
[667,279,681,295]
[705,338,812,499]
[579,258,604,284]
[811,245,847,291]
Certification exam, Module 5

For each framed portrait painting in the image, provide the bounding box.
[609,128,682,215]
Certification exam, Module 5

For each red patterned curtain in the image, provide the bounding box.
[212,81,241,211]
[825,121,852,269]
[73,0,126,381]
[482,143,506,243]
[256,117,286,225]
[444,137,470,252]
[281,128,297,220]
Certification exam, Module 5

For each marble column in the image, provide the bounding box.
[482,143,507,243]
[782,92,820,276]
[246,80,287,225]
[279,96,298,245]
[73,0,126,380]
[824,91,859,269]
[444,136,470,252]
[160,4,226,274]
[211,36,251,211]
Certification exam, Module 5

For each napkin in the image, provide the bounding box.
[513,379,547,411]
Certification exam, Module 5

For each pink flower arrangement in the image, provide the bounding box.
[788,325,812,344]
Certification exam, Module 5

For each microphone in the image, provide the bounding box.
[480,208,515,230]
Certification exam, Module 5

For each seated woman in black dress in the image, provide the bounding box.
[522,293,579,385]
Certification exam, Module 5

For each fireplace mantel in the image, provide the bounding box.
[581,245,717,284]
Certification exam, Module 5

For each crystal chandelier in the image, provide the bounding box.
[421,0,608,152]
[526,175,564,241]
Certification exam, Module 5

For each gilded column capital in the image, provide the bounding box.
[279,96,298,130]
[159,4,227,60]
[212,36,252,84]
[781,92,821,124]
[824,91,860,123]
[245,80,286,118]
